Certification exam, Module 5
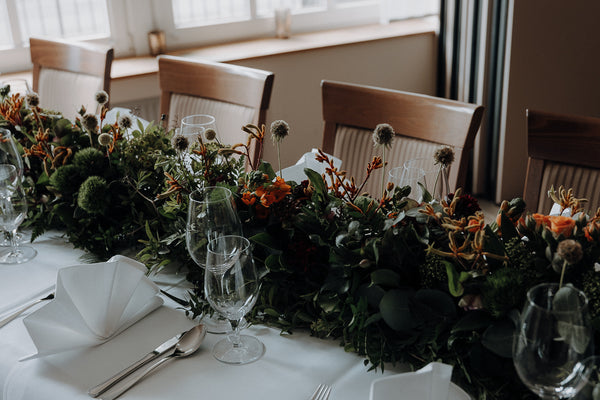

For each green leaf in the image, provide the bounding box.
[379,289,416,331]
[445,261,469,297]
[499,211,518,242]
[414,289,457,319]
[370,269,401,288]
[451,310,493,334]
[304,168,327,198]
[481,317,515,358]
[250,232,281,251]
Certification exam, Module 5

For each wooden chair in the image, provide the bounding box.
[321,80,484,197]
[30,37,113,119]
[158,55,274,168]
[523,109,600,213]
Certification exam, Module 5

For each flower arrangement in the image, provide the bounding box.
[2,87,599,400]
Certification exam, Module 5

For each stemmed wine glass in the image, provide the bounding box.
[205,235,264,364]
[180,114,218,143]
[0,129,37,263]
[513,283,592,399]
[186,186,243,333]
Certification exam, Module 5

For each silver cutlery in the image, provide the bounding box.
[310,384,331,400]
[88,327,190,397]
[0,292,54,328]
[94,324,206,400]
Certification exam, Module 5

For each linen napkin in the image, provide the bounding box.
[22,255,163,359]
[279,148,342,184]
[369,362,455,400]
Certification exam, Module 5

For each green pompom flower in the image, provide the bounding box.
[49,164,80,194]
[77,176,107,214]
[73,147,105,177]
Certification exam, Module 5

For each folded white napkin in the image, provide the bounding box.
[279,148,342,184]
[549,202,572,217]
[22,255,163,359]
[370,362,464,400]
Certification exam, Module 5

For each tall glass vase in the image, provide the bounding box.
[432,165,450,202]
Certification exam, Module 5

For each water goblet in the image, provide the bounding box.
[388,165,426,202]
[513,283,592,399]
[186,186,243,333]
[0,164,37,264]
[180,114,218,143]
[205,235,264,364]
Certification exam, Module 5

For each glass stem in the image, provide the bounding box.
[229,319,242,347]
[8,228,18,255]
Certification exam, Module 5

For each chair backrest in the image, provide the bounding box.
[30,37,113,119]
[158,55,274,168]
[321,80,484,197]
[524,109,600,213]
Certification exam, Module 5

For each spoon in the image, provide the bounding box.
[100,324,207,400]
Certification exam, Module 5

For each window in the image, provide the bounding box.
[0,0,438,74]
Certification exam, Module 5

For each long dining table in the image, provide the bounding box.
[0,231,409,400]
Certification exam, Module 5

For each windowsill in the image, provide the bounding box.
[2,17,437,83]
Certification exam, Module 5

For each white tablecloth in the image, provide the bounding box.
[0,233,406,400]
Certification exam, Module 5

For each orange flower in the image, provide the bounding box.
[241,191,256,206]
[532,213,550,227]
[466,217,484,233]
[547,215,575,237]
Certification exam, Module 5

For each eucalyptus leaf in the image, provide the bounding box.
[445,261,469,297]
[370,269,401,288]
[379,289,416,332]
[451,310,492,334]
[414,289,456,319]
[481,318,516,358]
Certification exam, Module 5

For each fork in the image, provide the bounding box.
[310,384,331,400]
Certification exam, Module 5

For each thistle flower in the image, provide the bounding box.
[118,114,133,130]
[557,239,583,265]
[270,120,290,143]
[372,123,394,148]
[98,133,112,147]
[26,92,40,108]
[95,90,109,105]
[204,128,217,141]
[82,114,98,134]
[434,146,455,167]
[171,134,189,152]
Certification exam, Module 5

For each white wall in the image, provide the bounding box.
[113,31,438,168]
[496,0,600,202]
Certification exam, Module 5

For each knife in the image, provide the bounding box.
[88,332,182,398]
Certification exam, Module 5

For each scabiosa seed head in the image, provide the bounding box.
[434,146,455,167]
[118,114,133,130]
[204,128,217,141]
[270,120,290,143]
[82,113,98,134]
[95,90,109,105]
[26,92,40,108]
[171,134,189,152]
[557,239,583,265]
[372,123,395,148]
[98,133,112,146]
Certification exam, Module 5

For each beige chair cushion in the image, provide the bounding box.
[168,94,257,147]
[332,125,442,197]
[38,68,103,119]
[538,161,600,214]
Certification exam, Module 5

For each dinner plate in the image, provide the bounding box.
[370,372,471,400]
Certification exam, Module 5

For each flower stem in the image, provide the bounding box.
[559,259,567,289]
[381,148,386,199]
[277,141,282,178]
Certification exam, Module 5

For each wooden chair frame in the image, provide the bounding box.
[158,55,274,168]
[523,109,600,211]
[321,80,484,191]
[30,37,113,98]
